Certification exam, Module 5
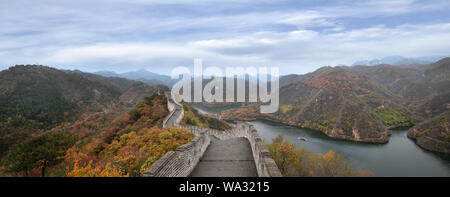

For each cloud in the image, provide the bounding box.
[32,22,450,75]
[360,0,417,13]
[0,0,449,74]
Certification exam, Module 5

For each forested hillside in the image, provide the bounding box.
[0,90,191,177]
[221,58,449,152]
[181,102,232,131]
[408,111,450,153]
[0,65,167,157]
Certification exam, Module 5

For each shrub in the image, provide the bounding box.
[267,135,372,177]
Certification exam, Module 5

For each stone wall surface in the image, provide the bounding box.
[162,92,176,128]
[143,134,211,177]
[143,92,282,177]
[177,123,282,177]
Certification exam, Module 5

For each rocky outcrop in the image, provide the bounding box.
[407,112,450,154]
[221,105,391,144]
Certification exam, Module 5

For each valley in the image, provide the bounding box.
[219,58,450,154]
[194,106,450,176]
[0,57,448,177]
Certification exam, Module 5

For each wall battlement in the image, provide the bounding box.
[143,93,282,177]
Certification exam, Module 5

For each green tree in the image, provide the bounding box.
[1,143,35,176]
[2,133,77,176]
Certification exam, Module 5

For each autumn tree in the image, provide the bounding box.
[66,160,128,177]
[266,135,299,175]
[100,126,192,176]
[267,135,372,177]
[2,133,77,176]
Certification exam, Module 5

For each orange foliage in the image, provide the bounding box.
[66,160,128,177]
[100,126,193,176]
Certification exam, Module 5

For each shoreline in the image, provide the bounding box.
[224,116,391,144]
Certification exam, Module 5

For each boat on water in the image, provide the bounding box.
[297,137,307,141]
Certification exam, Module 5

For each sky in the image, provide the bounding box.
[1,0,450,75]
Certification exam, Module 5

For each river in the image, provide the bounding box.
[192,105,450,177]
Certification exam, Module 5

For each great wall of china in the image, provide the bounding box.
[143,93,282,177]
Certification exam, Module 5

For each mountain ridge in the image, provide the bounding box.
[0,65,165,157]
[220,57,449,152]
[352,55,446,66]
[93,69,175,87]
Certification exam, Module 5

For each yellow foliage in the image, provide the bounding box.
[100,126,193,176]
[267,135,372,177]
[266,135,299,175]
[66,160,128,177]
[279,104,293,113]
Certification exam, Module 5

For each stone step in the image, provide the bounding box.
[189,137,258,177]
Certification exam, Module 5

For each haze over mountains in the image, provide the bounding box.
[351,56,447,66]
[89,55,448,87]
[94,69,176,87]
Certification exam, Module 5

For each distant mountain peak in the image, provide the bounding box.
[92,69,175,87]
[352,55,447,66]
[93,70,118,76]
[136,68,150,72]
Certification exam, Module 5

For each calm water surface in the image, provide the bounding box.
[193,106,450,176]
[252,120,450,177]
